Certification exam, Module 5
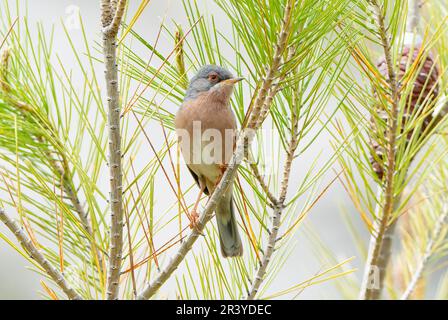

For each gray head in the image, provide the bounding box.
[184,65,242,101]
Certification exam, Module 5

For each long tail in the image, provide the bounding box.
[215,188,243,258]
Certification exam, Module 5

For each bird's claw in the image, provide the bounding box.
[189,210,200,230]
[218,163,228,175]
[189,212,205,235]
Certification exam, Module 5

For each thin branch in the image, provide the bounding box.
[257,45,297,128]
[359,0,401,300]
[279,102,299,203]
[246,202,283,299]
[101,0,127,300]
[247,48,299,300]
[0,208,83,300]
[249,162,277,207]
[406,0,421,32]
[246,143,296,300]
[49,154,104,271]
[0,48,103,270]
[136,0,295,300]
[247,45,298,209]
[401,205,448,300]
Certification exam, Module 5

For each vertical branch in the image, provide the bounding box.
[247,1,294,131]
[360,0,402,300]
[101,0,127,300]
[0,208,82,300]
[257,46,297,128]
[401,206,448,300]
[406,0,420,32]
[247,53,299,300]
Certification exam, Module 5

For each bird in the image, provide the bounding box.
[174,65,243,257]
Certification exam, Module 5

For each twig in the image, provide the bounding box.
[256,45,297,128]
[101,0,127,300]
[249,162,277,207]
[247,46,298,208]
[359,0,401,300]
[49,156,104,271]
[247,202,282,299]
[401,205,448,300]
[136,0,295,300]
[0,208,82,300]
[246,144,296,300]
[406,0,421,32]
[247,38,299,300]
[246,1,294,131]
[361,0,424,299]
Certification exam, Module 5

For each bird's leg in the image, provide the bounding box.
[189,181,205,230]
[214,163,228,187]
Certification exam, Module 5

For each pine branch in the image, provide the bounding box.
[247,43,299,299]
[257,45,297,128]
[0,47,103,270]
[0,208,83,300]
[246,0,294,132]
[406,0,421,32]
[249,161,277,207]
[401,205,448,300]
[136,0,295,300]
[359,0,401,300]
[362,0,428,300]
[104,0,127,37]
[101,0,127,300]
[246,122,298,299]
[360,189,400,299]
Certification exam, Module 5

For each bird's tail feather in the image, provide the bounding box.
[215,193,243,258]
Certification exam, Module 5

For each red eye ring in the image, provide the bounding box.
[208,73,218,81]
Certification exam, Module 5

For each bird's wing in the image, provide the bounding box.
[187,165,210,195]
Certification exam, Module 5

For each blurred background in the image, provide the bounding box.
[0,0,370,299]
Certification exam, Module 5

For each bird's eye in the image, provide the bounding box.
[208,73,219,82]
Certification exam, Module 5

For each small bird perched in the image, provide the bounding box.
[175,65,243,257]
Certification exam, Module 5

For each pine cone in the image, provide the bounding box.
[369,41,440,181]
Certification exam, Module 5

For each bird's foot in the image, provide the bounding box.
[213,164,228,188]
[189,210,200,230]
[218,163,228,175]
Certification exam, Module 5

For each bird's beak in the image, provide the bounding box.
[221,77,244,85]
